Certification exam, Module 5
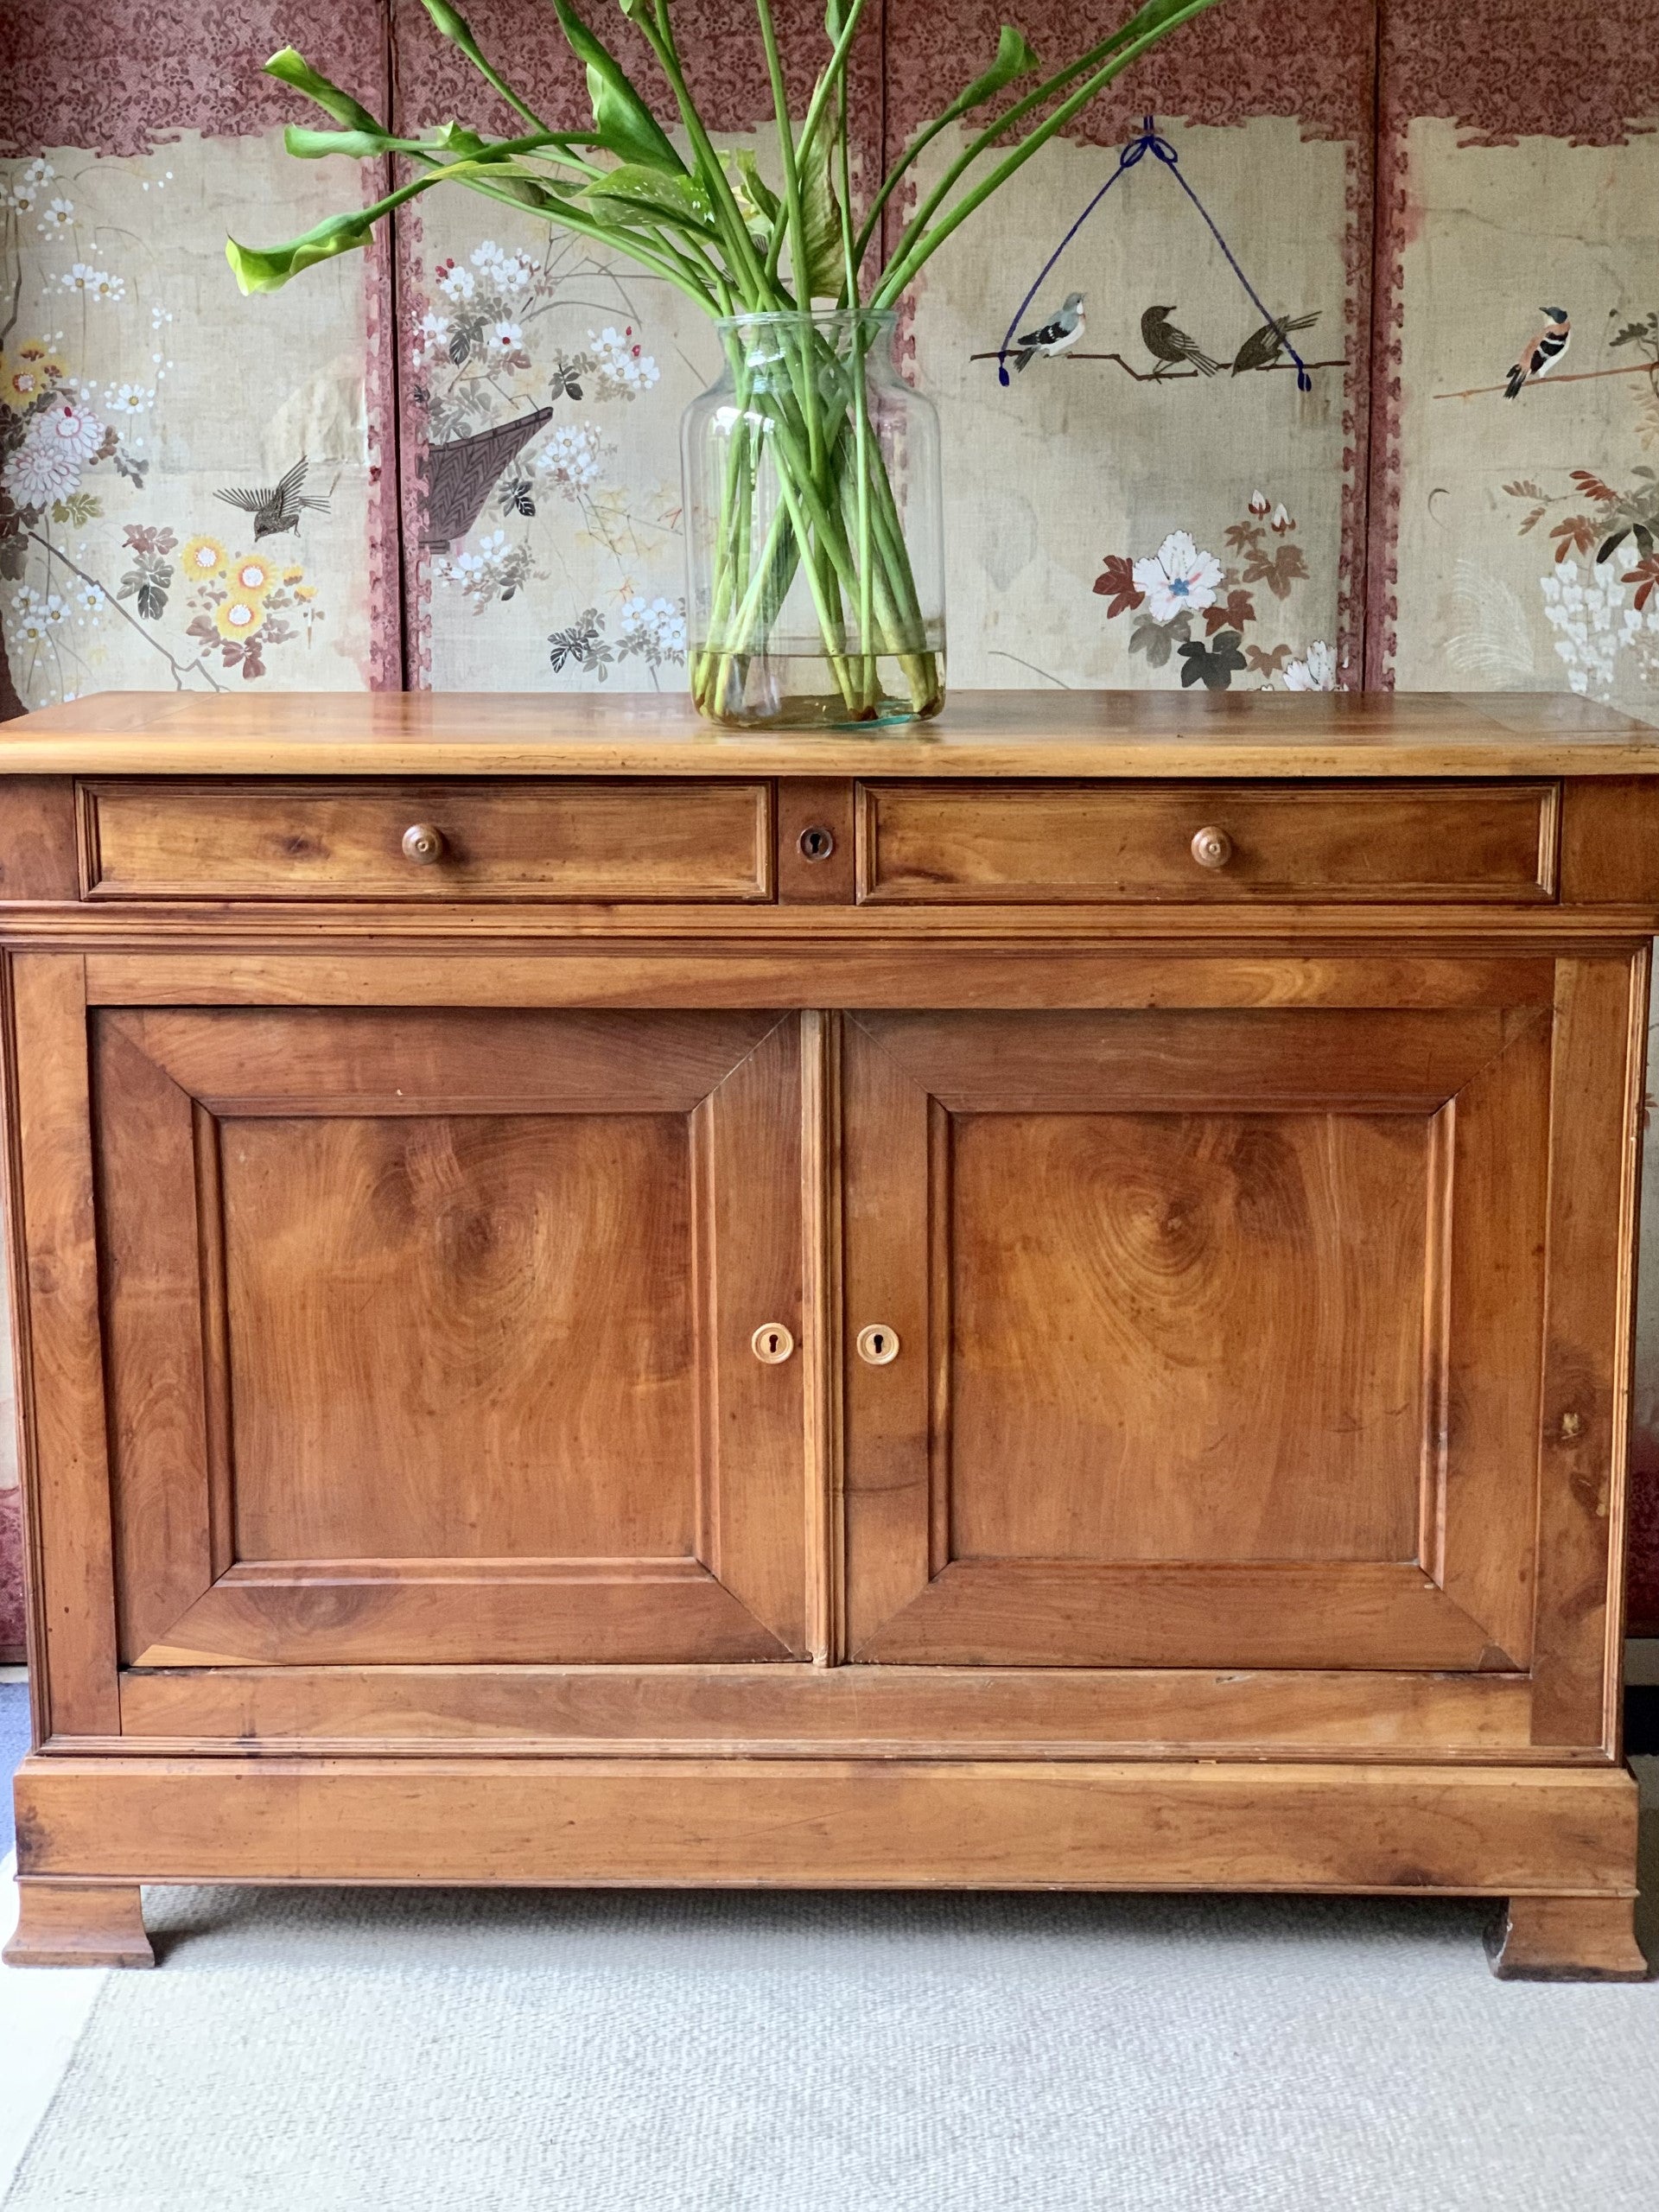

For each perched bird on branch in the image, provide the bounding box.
[1231,309,1320,375]
[214,454,329,540]
[1141,304,1221,378]
[1505,307,1571,397]
[1010,291,1086,372]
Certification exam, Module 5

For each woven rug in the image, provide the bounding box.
[3,1796,1656,2212]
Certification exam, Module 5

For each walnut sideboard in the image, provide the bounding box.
[3,689,1656,1979]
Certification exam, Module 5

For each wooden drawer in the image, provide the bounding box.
[78,779,775,902]
[855,781,1560,905]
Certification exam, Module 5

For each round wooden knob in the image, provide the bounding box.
[798,825,836,862]
[855,1324,899,1367]
[1190,825,1233,870]
[751,1323,795,1365]
[402,823,445,863]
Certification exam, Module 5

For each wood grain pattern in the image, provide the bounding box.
[852,1006,1535,1112]
[76,949,1572,1012]
[1559,779,1659,906]
[89,1004,810,1673]
[1486,1894,1649,1980]
[0,779,76,901]
[114,1662,1547,1758]
[2,1879,153,1969]
[79,779,775,903]
[4,689,1656,779]
[947,1110,1428,1566]
[12,1755,1640,1900]
[4,956,118,1733]
[858,781,1560,904]
[1529,954,1649,1747]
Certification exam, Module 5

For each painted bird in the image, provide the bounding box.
[1010,291,1086,372]
[1231,309,1320,375]
[1504,307,1571,398]
[1141,304,1221,378]
[214,454,330,539]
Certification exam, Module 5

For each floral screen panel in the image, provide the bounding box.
[889,0,1374,692]
[0,2,398,718]
[1369,0,1659,1631]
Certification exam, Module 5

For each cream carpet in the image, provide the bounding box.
[1,1768,1655,2212]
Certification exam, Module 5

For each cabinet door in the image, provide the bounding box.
[96,1007,807,1667]
[840,969,1638,1729]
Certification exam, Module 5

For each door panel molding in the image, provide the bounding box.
[94,1005,810,1677]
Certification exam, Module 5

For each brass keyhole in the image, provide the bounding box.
[751,1323,795,1364]
[856,1324,899,1366]
[798,825,836,862]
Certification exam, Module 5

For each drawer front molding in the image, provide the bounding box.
[856,780,1561,905]
[77,779,777,903]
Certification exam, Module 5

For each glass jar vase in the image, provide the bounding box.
[681,308,944,729]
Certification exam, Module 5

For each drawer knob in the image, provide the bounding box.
[855,1323,900,1367]
[402,823,446,864]
[751,1323,795,1365]
[798,825,836,862]
[1190,825,1233,870]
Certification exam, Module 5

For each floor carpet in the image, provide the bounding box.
[0,1685,29,1860]
[3,1782,1656,2212]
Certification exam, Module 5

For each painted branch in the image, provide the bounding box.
[1433,361,1659,401]
[968,352,1351,381]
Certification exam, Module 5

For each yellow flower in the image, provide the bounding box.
[181,535,229,582]
[229,555,275,595]
[282,565,304,585]
[294,584,317,601]
[0,347,63,411]
[214,594,264,641]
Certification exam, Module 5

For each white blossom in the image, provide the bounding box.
[616,594,687,665]
[535,421,607,496]
[486,321,523,356]
[37,197,75,232]
[3,157,54,212]
[588,325,660,400]
[1131,531,1224,625]
[60,263,124,302]
[1282,639,1337,691]
[1540,559,1639,699]
[435,261,476,302]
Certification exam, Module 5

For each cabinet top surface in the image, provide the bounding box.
[4,688,1658,779]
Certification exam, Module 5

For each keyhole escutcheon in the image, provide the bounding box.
[798,825,836,861]
[751,1323,795,1364]
[856,1324,899,1366]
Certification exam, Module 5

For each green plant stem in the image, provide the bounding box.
[640,2,785,307]
[875,0,1224,308]
[753,0,810,302]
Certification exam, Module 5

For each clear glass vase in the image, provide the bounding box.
[681,308,945,729]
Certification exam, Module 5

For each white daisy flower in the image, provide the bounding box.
[37,197,75,232]
[487,321,523,355]
[535,421,607,494]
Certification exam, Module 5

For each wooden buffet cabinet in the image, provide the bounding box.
[2,689,1656,1979]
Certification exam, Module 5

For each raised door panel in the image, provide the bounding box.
[94,1006,808,1669]
[841,986,1580,1692]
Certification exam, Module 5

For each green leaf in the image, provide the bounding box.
[283,125,391,161]
[226,210,376,295]
[942,24,1040,121]
[264,48,385,137]
[797,141,843,299]
[579,162,715,230]
[722,149,781,244]
[550,0,683,175]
